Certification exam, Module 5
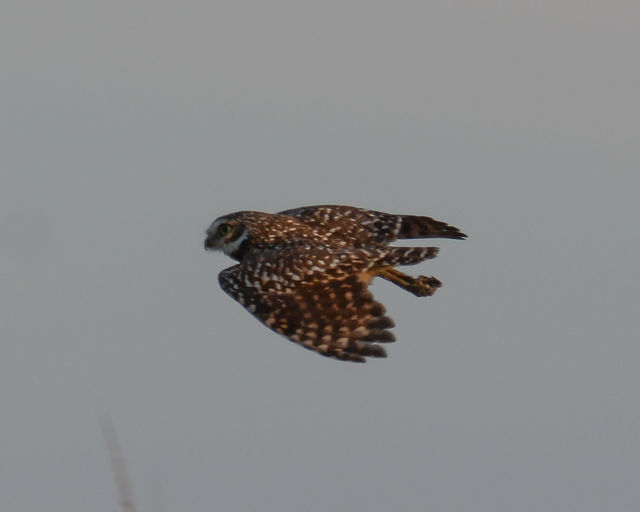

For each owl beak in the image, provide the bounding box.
[204,234,217,251]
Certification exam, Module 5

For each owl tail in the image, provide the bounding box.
[384,246,439,266]
[398,215,467,240]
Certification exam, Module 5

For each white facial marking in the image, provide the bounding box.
[223,228,248,256]
[207,218,228,235]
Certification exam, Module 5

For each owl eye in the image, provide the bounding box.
[217,223,233,236]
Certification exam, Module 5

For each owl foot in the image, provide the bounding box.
[377,267,441,297]
[409,275,442,297]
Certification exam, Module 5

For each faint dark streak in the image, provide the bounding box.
[98,412,137,512]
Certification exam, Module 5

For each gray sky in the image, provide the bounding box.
[2,1,639,511]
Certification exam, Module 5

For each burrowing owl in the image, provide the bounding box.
[204,205,466,362]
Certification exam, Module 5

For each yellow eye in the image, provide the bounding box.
[217,223,233,236]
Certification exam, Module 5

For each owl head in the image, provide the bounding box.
[205,210,320,261]
[204,215,249,259]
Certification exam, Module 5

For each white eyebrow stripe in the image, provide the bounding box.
[207,218,230,235]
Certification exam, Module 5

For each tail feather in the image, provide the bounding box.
[385,246,439,266]
[399,215,467,240]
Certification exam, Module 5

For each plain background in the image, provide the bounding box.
[2,2,639,511]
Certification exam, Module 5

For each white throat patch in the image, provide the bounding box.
[223,229,248,256]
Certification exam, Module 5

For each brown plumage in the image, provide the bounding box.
[205,205,466,362]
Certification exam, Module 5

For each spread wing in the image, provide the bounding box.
[279,205,466,247]
[218,248,395,362]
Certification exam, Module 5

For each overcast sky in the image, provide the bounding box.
[2,2,639,511]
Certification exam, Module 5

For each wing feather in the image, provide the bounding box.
[219,258,395,362]
[279,205,466,246]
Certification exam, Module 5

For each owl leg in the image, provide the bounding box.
[377,267,441,297]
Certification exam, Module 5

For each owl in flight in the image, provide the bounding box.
[204,205,466,362]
